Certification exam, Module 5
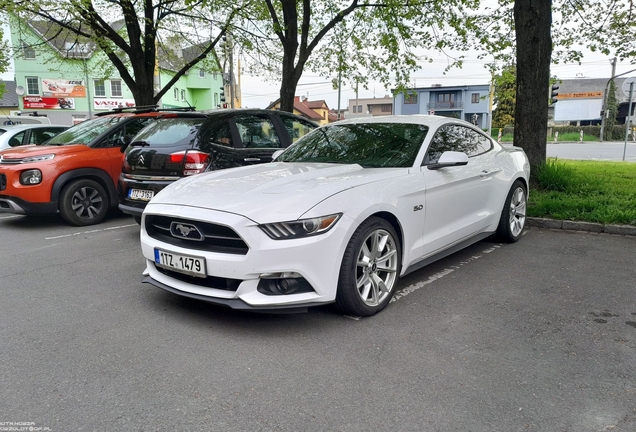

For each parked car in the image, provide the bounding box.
[0,124,69,150]
[138,115,530,316]
[0,106,195,226]
[118,109,318,223]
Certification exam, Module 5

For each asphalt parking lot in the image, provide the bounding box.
[1,213,635,431]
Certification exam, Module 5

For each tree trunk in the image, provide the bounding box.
[514,0,553,184]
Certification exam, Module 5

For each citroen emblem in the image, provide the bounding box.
[138,154,145,165]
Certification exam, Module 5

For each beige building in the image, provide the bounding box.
[347,95,393,118]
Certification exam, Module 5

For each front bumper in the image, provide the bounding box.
[140,203,354,310]
[0,195,57,215]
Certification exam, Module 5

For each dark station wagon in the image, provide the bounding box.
[118,109,318,222]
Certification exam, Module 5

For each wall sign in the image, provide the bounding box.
[42,79,86,98]
[94,99,136,110]
[23,96,75,110]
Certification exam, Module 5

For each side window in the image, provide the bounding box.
[424,125,463,165]
[280,115,316,143]
[99,119,151,148]
[425,125,492,165]
[8,132,26,147]
[30,128,60,145]
[463,128,493,156]
[203,120,234,148]
[235,115,281,148]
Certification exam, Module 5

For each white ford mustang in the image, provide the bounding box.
[139,115,529,316]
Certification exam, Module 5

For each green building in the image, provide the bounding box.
[8,18,224,125]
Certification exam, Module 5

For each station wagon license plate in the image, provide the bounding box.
[154,249,206,277]
[128,189,154,201]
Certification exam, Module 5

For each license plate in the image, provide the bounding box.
[154,249,206,277]
[128,188,154,201]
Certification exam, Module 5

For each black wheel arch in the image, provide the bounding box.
[51,168,118,207]
[368,211,404,253]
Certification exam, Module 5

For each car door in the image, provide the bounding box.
[97,118,154,182]
[420,124,498,256]
[199,114,285,170]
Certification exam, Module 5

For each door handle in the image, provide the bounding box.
[244,158,261,162]
[480,169,491,177]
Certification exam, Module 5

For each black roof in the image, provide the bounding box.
[0,81,19,108]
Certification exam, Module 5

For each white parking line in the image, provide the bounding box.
[390,244,502,303]
[45,223,138,240]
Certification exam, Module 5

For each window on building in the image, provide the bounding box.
[471,93,480,103]
[199,69,205,78]
[381,104,391,112]
[214,92,219,107]
[404,94,417,104]
[174,88,179,100]
[94,80,106,97]
[26,77,39,95]
[22,43,35,59]
[437,93,455,102]
[213,72,218,80]
[180,90,185,101]
[358,104,363,112]
[111,80,122,97]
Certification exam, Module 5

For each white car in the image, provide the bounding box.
[0,124,69,150]
[139,115,530,316]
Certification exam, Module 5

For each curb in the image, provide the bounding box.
[527,217,636,236]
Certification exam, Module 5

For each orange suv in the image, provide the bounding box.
[0,106,193,226]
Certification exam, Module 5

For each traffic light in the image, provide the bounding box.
[550,84,559,104]
[220,87,226,103]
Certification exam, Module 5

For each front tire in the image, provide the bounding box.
[59,179,109,226]
[495,179,527,243]
[336,217,401,317]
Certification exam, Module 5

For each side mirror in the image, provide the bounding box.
[272,149,284,161]
[119,136,132,153]
[426,151,469,170]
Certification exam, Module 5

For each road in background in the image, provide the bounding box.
[1,214,635,431]
[547,141,636,161]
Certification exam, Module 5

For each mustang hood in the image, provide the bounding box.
[149,162,406,223]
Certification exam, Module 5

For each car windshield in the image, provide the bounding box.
[46,116,123,146]
[278,123,429,168]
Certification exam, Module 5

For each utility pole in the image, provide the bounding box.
[228,32,235,109]
[600,57,617,141]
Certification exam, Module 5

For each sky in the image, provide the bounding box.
[238,56,636,110]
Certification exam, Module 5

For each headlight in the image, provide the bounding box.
[259,214,341,240]
[21,154,55,163]
[20,169,43,185]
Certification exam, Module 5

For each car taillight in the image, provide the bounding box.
[169,150,210,176]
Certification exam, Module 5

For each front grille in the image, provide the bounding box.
[146,215,249,255]
[0,174,5,191]
[155,265,241,291]
[0,201,9,209]
[0,158,22,165]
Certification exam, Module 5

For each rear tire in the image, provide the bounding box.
[335,217,401,317]
[494,179,527,243]
[59,179,109,226]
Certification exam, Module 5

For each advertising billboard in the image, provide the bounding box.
[41,79,87,98]
[23,96,76,110]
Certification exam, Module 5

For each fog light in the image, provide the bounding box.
[20,169,42,185]
[257,274,315,296]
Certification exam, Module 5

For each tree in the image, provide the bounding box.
[605,79,621,139]
[3,0,245,105]
[513,0,553,174]
[234,0,479,112]
[0,21,8,98]
[492,65,516,129]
